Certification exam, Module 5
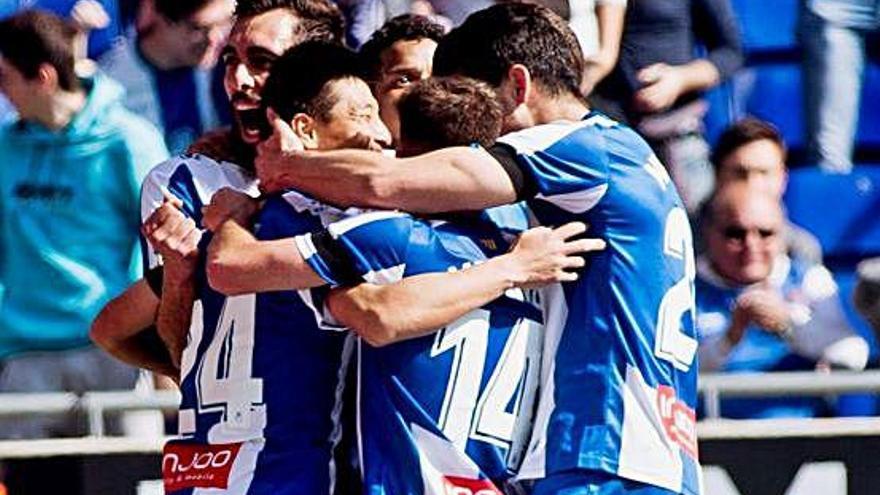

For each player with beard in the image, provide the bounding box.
[154,41,390,495]
[91,0,343,378]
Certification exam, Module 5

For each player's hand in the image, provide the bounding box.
[633,63,685,113]
[142,189,202,282]
[505,222,605,289]
[255,109,304,193]
[734,288,793,336]
[187,127,238,163]
[202,187,260,232]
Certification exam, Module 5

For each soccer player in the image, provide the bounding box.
[302,76,540,494]
[396,75,503,156]
[206,66,606,494]
[358,14,445,147]
[91,0,344,377]
[253,3,701,494]
[158,40,392,495]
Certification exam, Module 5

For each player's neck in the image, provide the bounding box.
[528,92,590,126]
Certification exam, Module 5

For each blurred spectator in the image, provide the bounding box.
[696,183,868,418]
[334,0,409,48]
[0,0,122,58]
[568,0,626,95]
[427,0,491,26]
[701,117,823,265]
[0,0,115,123]
[0,10,168,438]
[854,257,880,335]
[593,0,743,214]
[98,0,234,153]
[359,13,445,147]
[69,0,110,70]
[799,0,880,173]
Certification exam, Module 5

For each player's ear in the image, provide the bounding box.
[290,113,319,150]
[507,64,531,106]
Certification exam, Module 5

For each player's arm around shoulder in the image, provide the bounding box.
[204,190,326,295]
[328,222,605,347]
[256,116,517,212]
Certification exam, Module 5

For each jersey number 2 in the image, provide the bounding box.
[654,207,698,371]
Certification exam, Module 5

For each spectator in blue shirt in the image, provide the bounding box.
[696,183,868,418]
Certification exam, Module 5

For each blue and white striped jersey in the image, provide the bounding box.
[298,208,544,495]
[140,153,259,271]
[142,160,352,494]
[491,112,702,494]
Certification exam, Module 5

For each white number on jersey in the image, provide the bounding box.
[654,207,698,371]
[196,294,264,433]
[431,309,539,451]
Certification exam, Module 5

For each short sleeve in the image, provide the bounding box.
[139,160,204,270]
[495,119,610,214]
[296,211,414,287]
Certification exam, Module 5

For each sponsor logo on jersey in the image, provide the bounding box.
[162,442,243,492]
[441,475,503,495]
[657,385,698,460]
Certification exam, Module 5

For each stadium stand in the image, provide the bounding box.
[707,0,879,164]
[784,166,880,366]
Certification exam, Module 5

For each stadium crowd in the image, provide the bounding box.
[0,0,878,493]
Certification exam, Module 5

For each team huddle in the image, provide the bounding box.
[92,1,701,494]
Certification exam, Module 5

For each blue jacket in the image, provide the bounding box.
[0,73,168,358]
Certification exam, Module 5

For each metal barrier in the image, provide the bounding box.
[0,370,878,434]
[0,389,180,437]
[1,374,880,494]
[698,370,880,418]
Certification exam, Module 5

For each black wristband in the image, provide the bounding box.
[310,230,362,286]
[486,143,538,201]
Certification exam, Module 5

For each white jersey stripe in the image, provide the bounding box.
[536,183,608,214]
[516,283,568,480]
[497,120,591,155]
[328,211,409,238]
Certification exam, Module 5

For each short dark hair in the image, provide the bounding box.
[398,76,502,152]
[262,41,362,122]
[154,0,217,23]
[433,2,583,97]
[711,117,787,173]
[0,10,79,91]
[234,0,344,43]
[359,14,445,81]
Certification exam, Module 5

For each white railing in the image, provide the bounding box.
[0,389,180,436]
[698,370,880,418]
[0,371,879,439]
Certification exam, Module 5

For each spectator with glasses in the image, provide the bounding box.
[695,182,868,418]
[98,0,234,153]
